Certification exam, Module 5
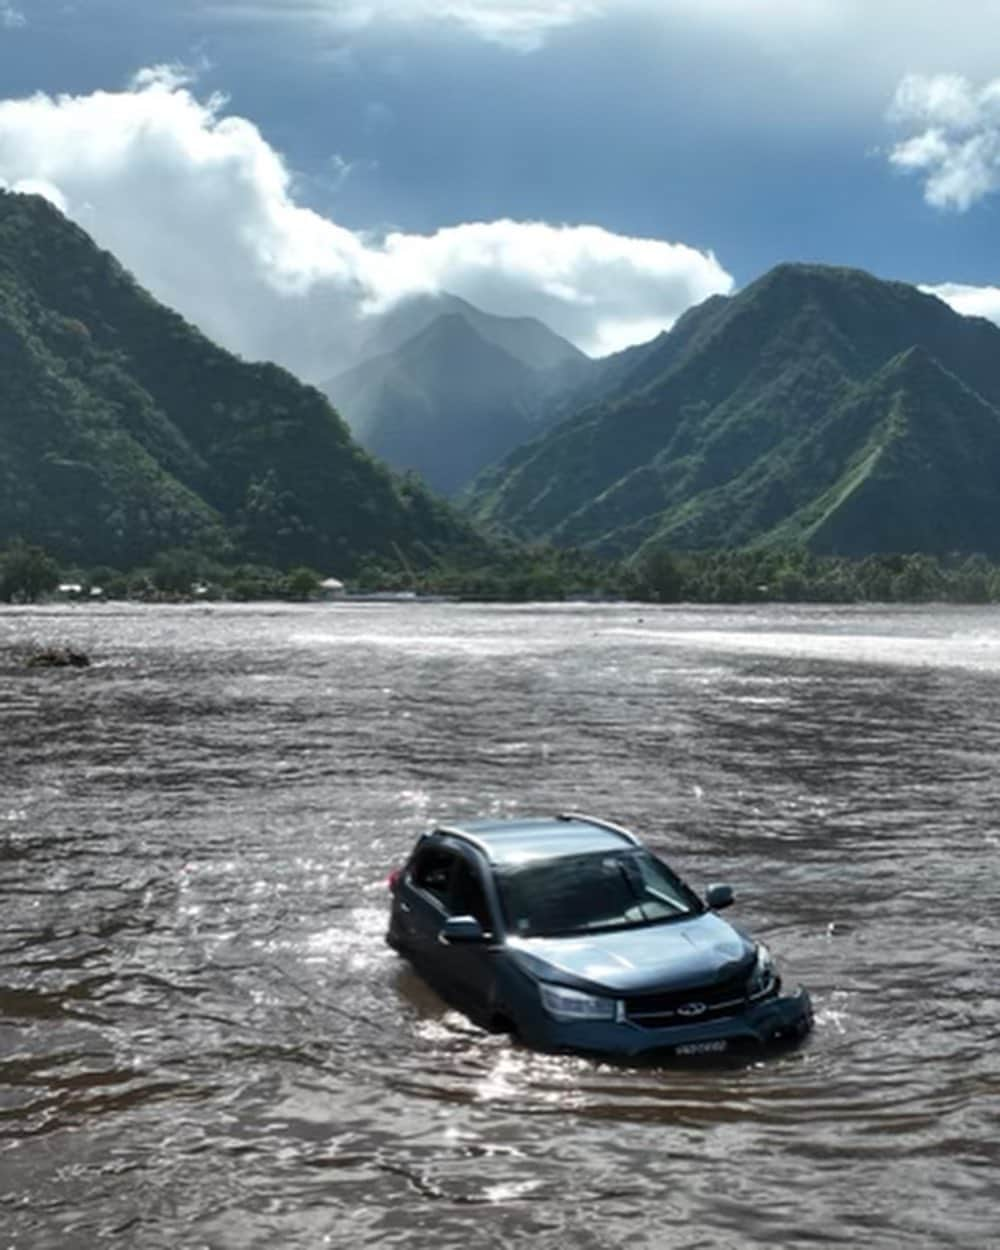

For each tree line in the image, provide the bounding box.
[5,536,1000,605]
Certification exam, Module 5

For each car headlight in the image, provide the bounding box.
[747,944,778,999]
[538,983,617,1022]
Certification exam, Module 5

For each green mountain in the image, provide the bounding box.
[467,264,1000,559]
[349,291,586,374]
[325,301,590,495]
[771,346,1000,555]
[0,190,484,572]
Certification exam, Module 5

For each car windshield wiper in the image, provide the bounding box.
[529,912,688,939]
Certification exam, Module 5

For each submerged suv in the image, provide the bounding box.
[386,814,812,1057]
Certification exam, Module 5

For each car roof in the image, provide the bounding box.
[432,814,641,866]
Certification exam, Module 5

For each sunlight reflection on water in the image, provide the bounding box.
[1,602,998,1249]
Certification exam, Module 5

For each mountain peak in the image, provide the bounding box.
[742,261,937,315]
[323,305,580,495]
[346,290,584,376]
[408,310,510,354]
[467,263,1000,559]
[0,188,482,570]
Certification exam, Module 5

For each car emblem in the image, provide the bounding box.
[677,1001,708,1017]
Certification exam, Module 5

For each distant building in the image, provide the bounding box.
[318,576,345,601]
[54,582,105,601]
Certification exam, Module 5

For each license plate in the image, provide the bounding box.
[675,1039,728,1055]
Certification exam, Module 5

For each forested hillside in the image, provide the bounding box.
[0,190,484,572]
[467,265,1000,559]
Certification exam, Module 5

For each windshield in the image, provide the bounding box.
[496,849,701,939]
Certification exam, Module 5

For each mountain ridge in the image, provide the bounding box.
[325,300,591,495]
[345,291,586,375]
[0,189,484,571]
[466,263,1000,559]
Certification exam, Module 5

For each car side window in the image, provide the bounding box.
[450,859,492,931]
[411,846,456,904]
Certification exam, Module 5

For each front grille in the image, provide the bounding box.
[624,969,751,1029]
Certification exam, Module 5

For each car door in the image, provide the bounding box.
[443,853,499,1019]
[403,840,498,1021]
[402,841,458,966]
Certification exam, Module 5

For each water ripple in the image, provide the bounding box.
[1,603,998,1248]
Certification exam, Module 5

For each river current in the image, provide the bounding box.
[1,602,998,1249]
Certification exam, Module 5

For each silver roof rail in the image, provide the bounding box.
[434,824,491,856]
[556,812,642,846]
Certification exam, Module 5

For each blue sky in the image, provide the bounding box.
[1,1,999,379]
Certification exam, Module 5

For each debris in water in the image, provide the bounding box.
[25,646,91,669]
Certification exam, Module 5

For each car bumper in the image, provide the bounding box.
[521,987,813,1057]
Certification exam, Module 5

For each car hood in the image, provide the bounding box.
[506,912,754,994]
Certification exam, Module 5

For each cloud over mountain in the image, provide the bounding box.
[888,73,1000,211]
[0,69,732,378]
[921,281,1000,325]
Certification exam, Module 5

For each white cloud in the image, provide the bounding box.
[1,3,26,29]
[0,73,732,377]
[380,0,603,51]
[131,63,200,92]
[888,73,1000,210]
[921,282,1000,326]
[206,0,603,51]
[373,220,730,355]
[205,0,1000,91]
[9,177,67,212]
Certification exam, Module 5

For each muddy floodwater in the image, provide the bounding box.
[1,602,998,1249]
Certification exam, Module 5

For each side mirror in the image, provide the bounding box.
[438,915,487,945]
[705,883,734,911]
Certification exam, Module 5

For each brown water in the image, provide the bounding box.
[1,602,998,1249]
